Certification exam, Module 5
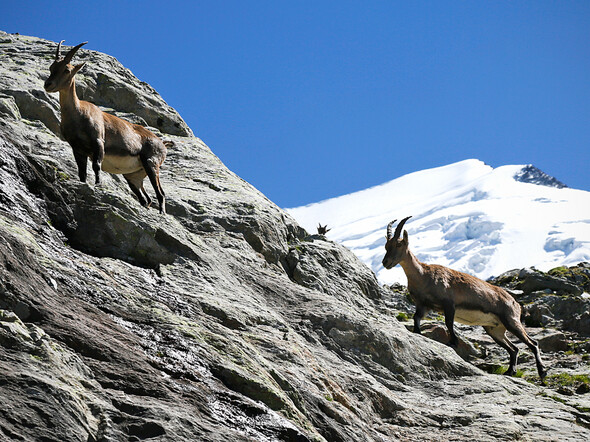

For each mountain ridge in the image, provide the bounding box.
[514,164,568,188]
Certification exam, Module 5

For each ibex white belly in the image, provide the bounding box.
[101,155,143,174]
[454,309,502,327]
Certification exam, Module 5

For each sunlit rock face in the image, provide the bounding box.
[1,32,589,441]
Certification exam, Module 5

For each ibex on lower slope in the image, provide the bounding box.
[383,216,547,381]
[44,41,167,213]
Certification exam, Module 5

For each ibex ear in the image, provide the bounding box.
[403,230,409,244]
[72,62,85,75]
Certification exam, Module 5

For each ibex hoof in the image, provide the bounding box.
[539,368,548,382]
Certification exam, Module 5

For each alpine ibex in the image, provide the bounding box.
[317,224,331,235]
[383,216,547,380]
[44,41,167,213]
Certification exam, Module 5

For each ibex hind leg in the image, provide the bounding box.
[484,325,519,376]
[506,320,547,381]
[140,156,165,214]
[140,184,152,208]
[123,171,151,208]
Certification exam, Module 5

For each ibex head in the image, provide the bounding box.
[44,41,87,93]
[382,216,412,269]
[317,224,331,235]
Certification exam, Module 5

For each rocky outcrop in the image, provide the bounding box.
[491,264,590,335]
[1,32,590,441]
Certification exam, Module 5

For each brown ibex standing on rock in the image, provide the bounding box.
[383,216,547,381]
[44,41,167,213]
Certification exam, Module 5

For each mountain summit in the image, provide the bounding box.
[287,159,590,284]
[514,164,568,188]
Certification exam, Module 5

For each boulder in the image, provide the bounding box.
[523,303,554,327]
[420,323,483,361]
[564,311,590,337]
[536,331,570,352]
[517,267,582,295]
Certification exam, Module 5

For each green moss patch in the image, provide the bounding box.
[545,373,590,390]
[396,312,409,322]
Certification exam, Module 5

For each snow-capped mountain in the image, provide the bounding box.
[286,159,590,285]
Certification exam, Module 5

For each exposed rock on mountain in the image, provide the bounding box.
[1,32,589,441]
[514,165,568,188]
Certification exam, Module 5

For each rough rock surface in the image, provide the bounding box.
[1,31,590,441]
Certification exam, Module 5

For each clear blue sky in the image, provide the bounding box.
[3,1,589,207]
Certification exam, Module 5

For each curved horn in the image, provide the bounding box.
[386,220,397,240]
[393,216,412,240]
[55,40,65,60]
[63,41,87,63]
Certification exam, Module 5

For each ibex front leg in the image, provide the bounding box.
[73,151,88,183]
[443,301,459,348]
[413,303,426,334]
[91,138,105,185]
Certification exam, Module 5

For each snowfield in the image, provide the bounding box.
[287,159,590,285]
